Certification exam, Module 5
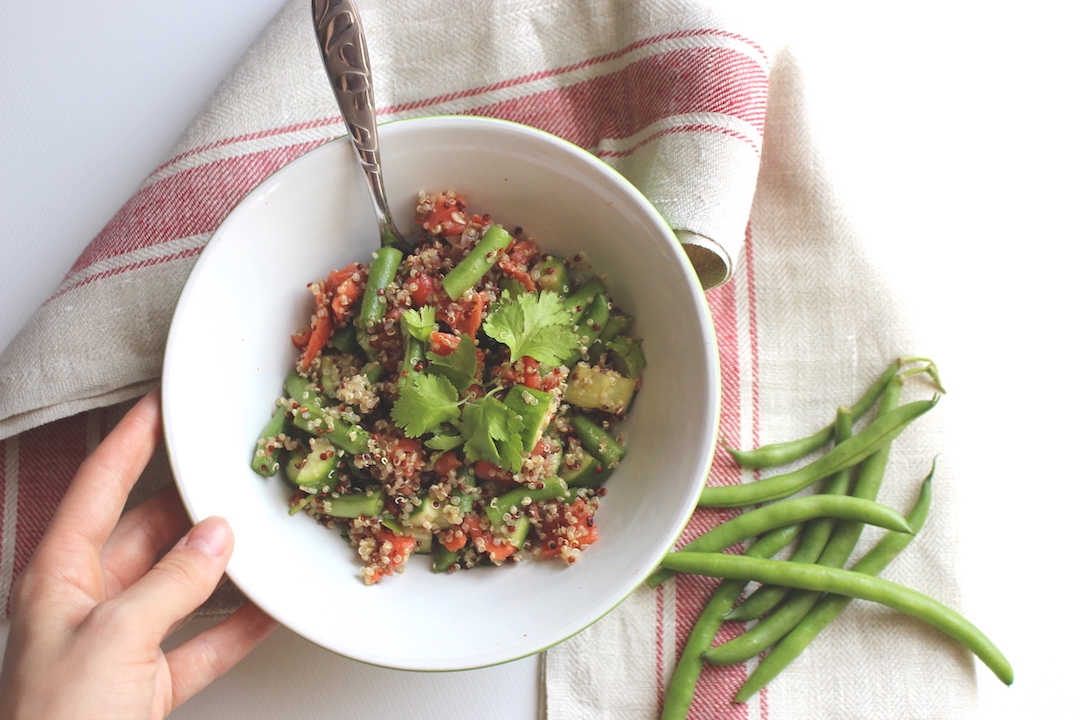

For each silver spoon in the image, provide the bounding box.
[312,0,410,253]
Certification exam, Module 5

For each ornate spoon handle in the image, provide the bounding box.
[312,0,409,250]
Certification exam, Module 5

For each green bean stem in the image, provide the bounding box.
[646,494,911,588]
[723,359,901,468]
[658,550,1013,687]
[659,524,804,720]
[733,463,936,701]
[698,396,937,509]
[725,406,854,622]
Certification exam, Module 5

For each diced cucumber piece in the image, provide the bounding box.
[403,495,451,532]
[504,385,557,453]
[496,513,531,550]
[289,438,338,494]
[565,362,637,417]
[535,256,570,296]
[560,443,610,489]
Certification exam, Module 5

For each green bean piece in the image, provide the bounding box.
[485,476,570,527]
[568,413,626,471]
[251,404,289,476]
[734,464,936,702]
[659,523,804,720]
[725,406,854,622]
[441,224,514,300]
[724,359,902,468]
[646,494,911,588]
[285,370,372,455]
[399,318,426,386]
[698,396,937,509]
[315,490,386,519]
[658,549,1013,687]
[356,246,404,331]
[575,292,611,351]
[563,277,606,324]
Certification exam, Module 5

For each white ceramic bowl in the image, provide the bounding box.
[163,116,720,671]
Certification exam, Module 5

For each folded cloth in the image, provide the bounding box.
[542,47,978,720]
[0,0,978,717]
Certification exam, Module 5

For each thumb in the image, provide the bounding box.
[111,516,234,637]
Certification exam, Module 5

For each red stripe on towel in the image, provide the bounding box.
[65,141,327,279]
[6,414,89,615]
[464,47,766,153]
[661,227,759,718]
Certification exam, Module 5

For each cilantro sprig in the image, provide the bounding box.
[482,290,579,364]
[389,288,574,473]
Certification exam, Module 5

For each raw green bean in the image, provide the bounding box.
[356,246,404,331]
[725,406,854,622]
[706,461,930,666]
[658,549,1013,686]
[723,359,901,468]
[659,523,804,720]
[734,463,936,702]
[646,494,911,588]
[441,224,514,300]
[251,404,289,476]
[698,396,937,509]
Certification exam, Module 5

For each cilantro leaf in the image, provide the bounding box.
[390,373,461,438]
[427,334,478,392]
[483,290,579,365]
[460,395,526,472]
[401,306,436,341]
[424,431,465,451]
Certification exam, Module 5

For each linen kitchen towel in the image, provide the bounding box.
[0,0,977,717]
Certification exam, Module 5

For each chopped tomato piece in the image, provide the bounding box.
[502,356,542,390]
[437,294,488,340]
[408,272,439,307]
[461,515,517,563]
[429,331,460,356]
[301,311,332,371]
[434,452,463,477]
[417,191,468,236]
[474,460,513,484]
[438,527,468,552]
[291,326,312,349]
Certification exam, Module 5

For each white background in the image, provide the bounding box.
[2,1,1076,718]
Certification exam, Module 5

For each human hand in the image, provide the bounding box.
[0,389,277,719]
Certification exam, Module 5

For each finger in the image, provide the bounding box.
[165,602,278,709]
[44,389,163,555]
[99,483,192,597]
[102,516,233,639]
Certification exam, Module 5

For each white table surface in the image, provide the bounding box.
[2,2,1076,718]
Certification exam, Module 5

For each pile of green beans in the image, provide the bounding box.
[656,359,1010,719]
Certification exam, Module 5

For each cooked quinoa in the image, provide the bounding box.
[250,191,646,583]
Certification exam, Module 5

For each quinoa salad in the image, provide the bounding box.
[250,191,646,584]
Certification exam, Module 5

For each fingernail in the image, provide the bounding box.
[184,516,230,557]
